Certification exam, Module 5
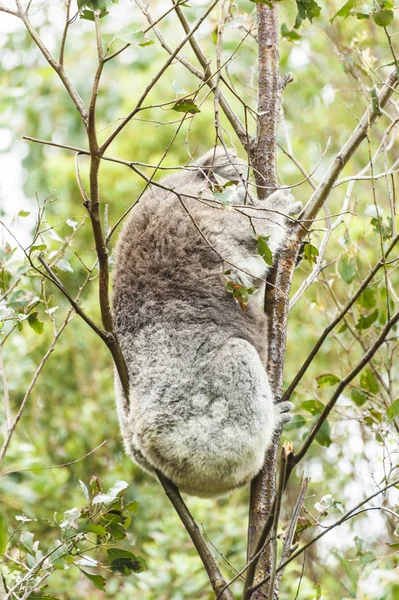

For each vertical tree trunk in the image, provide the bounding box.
[247,4,290,599]
[251,2,280,199]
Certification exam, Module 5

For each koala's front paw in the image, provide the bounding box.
[275,400,293,426]
[266,189,302,217]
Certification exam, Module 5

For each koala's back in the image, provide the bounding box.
[112,167,273,497]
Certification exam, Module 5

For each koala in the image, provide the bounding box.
[112,147,300,498]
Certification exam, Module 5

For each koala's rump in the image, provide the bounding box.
[121,328,275,497]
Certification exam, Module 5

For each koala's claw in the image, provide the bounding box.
[287,200,302,216]
[276,401,293,425]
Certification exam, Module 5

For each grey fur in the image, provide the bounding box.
[112,148,300,498]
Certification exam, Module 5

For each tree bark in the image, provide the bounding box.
[251,2,280,199]
[247,3,286,599]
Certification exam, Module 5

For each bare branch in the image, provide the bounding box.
[0,261,96,466]
[297,70,398,229]
[59,0,72,66]
[267,447,288,600]
[275,477,309,590]
[251,3,280,198]
[0,346,12,431]
[249,477,399,594]
[100,0,220,153]
[171,0,247,144]
[14,0,88,123]
[157,472,236,600]
[291,306,399,467]
[283,232,399,402]
[0,2,20,17]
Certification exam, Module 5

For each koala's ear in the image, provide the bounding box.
[195,147,246,182]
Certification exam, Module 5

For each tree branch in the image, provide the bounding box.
[100,0,220,153]
[156,472,236,600]
[297,70,398,229]
[249,477,399,594]
[247,5,285,598]
[250,3,280,198]
[14,0,88,123]
[283,232,399,402]
[289,307,399,470]
[171,0,247,144]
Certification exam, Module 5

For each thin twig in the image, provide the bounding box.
[100,0,220,153]
[283,232,399,402]
[275,477,309,590]
[291,307,399,468]
[249,477,399,594]
[0,346,12,431]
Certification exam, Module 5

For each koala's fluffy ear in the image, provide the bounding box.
[195,147,247,182]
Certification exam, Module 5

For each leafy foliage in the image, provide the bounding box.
[1,478,145,598]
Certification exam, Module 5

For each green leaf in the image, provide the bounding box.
[330,0,359,22]
[107,480,129,497]
[353,5,372,18]
[355,309,379,330]
[316,373,340,387]
[225,281,254,311]
[258,235,273,266]
[338,322,348,334]
[387,398,399,419]
[77,520,107,536]
[303,243,319,263]
[0,510,7,555]
[0,269,12,292]
[294,517,312,539]
[171,99,200,114]
[48,541,69,569]
[126,501,139,514]
[92,493,119,505]
[100,513,126,539]
[315,420,332,447]
[20,531,34,553]
[131,30,154,47]
[315,493,344,514]
[351,388,368,407]
[301,400,324,415]
[30,244,47,252]
[18,210,30,217]
[107,548,147,575]
[284,414,306,431]
[360,369,379,394]
[338,256,356,284]
[373,8,393,26]
[28,593,60,599]
[281,23,302,41]
[79,480,89,501]
[78,568,106,591]
[55,259,73,273]
[295,0,322,28]
[28,312,44,335]
[358,288,376,309]
[80,10,95,21]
